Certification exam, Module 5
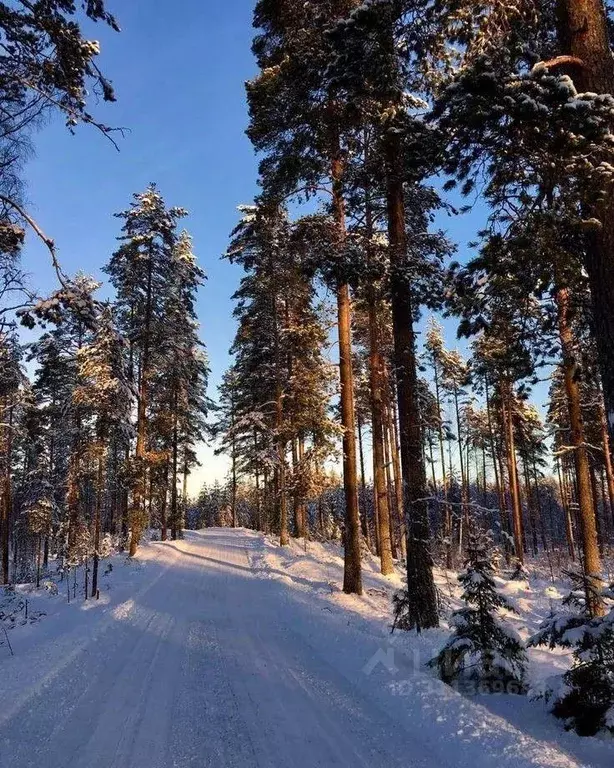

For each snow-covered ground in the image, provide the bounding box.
[0,529,612,767]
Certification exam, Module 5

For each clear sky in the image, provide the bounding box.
[19,1,544,492]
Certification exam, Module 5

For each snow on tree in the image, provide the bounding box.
[74,305,134,596]
[529,574,614,736]
[430,528,527,693]
[105,185,188,555]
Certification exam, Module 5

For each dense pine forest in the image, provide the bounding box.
[2,0,614,755]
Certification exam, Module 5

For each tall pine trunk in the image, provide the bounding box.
[331,148,362,595]
[1,397,11,584]
[385,131,438,628]
[91,424,105,598]
[501,383,525,566]
[368,296,394,575]
[170,389,179,541]
[556,0,614,452]
[556,284,603,614]
[599,397,614,527]
[131,255,154,556]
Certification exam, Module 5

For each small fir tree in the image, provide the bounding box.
[430,528,527,694]
[529,573,614,737]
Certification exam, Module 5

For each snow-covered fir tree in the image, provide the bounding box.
[430,528,527,693]
[529,574,614,736]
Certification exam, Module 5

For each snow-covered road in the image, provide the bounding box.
[0,530,611,768]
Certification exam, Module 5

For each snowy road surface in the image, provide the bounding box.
[1,529,611,768]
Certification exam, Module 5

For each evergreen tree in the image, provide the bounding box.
[328,0,452,624]
[430,528,527,693]
[248,0,364,594]
[74,306,133,596]
[105,185,187,555]
[530,574,614,737]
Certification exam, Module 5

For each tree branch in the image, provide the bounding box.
[0,195,68,287]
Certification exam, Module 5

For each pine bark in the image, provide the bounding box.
[501,384,525,565]
[367,296,394,575]
[556,285,603,614]
[131,255,154,556]
[556,0,614,452]
[385,132,438,628]
[599,397,614,527]
[332,149,362,595]
[1,397,11,584]
[357,414,370,549]
[91,427,105,598]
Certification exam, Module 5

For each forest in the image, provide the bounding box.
[2,0,614,750]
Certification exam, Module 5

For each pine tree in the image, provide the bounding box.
[216,369,241,530]
[225,203,334,544]
[328,0,453,624]
[157,231,209,540]
[226,204,294,544]
[425,319,455,568]
[248,0,364,593]
[0,333,22,583]
[74,306,133,596]
[105,185,187,555]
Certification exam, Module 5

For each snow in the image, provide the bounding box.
[0,529,612,767]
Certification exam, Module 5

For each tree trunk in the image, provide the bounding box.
[357,414,370,550]
[599,396,614,528]
[556,284,603,614]
[385,132,438,629]
[556,0,614,453]
[91,431,105,598]
[131,255,154,556]
[1,397,11,584]
[170,389,179,541]
[368,296,394,575]
[332,148,362,595]
[502,384,525,566]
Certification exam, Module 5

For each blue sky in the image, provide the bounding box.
[19,1,545,490]
[20,1,260,487]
